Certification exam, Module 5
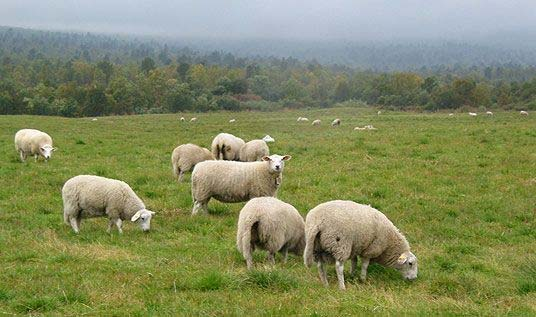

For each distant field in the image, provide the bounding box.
[0,108,534,315]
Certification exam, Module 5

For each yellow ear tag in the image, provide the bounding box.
[398,253,408,262]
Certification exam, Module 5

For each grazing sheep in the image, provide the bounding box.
[211,133,246,161]
[354,127,367,131]
[377,111,382,115]
[486,111,493,116]
[354,125,376,131]
[312,119,321,126]
[520,111,529,115]
[229,119,236,123]
[190,117,197,122]
[304,200,418,290]
[236,197,305,269]
[469,112,477,116]
[14,129,56,162]
[448,113,454,117]
[297,117,309,122]
[191,154,291,215]
[239,140,269,162]
[331,119,341,126]
[62,175,156,234]
[262,135,275,143]
[91,118,98,121]
[180,117,186,121]
[171,143,214,182]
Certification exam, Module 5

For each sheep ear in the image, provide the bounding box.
[131,210,142,222]
[40,147,45,151]
[52,147,57,152]
[262,156,271,161]
[282,155,292,161]
[397,253,408,265]
[150,211,156,216]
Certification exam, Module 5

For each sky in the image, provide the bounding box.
[2,0,536,41]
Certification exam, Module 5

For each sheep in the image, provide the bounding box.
[236,197,305,269]
[312,119,321,126]
[331,118,341,126]
[62,175,156,234]
[469,112,477,116]
[171,143,214,182]
[377,111,382,115]
[297,117,309,122]
[229,119,236,123]
[448,113,454,117]
[190,117,197,122]
[191,154,291,215]
[180,117,186,121]
[486,111,493,116]
[520,111,529,115]
[354,127,367,131]
[304,200,418,290]
[91,118,98,121]
[354,125,376,131]
[211,133,245,161]
[262,135,275,143]
[14,129,56,162]
[239,139,269,162]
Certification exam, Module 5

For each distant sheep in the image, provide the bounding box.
[486,111,493,116]
[312,119,321,126]
[448,113,454,117]
[304,200,418,290]
[520,111,529,116]
[190,117,198,122]
[191,154,291,214]
[377,111,382,115]
[469,112,477,116]
[331,119,341,126]
[239,140,269,162]
[262,135,275,143]
[297,117,309,122]
[236,197,305,269]
[171,143,214,182]
[62,175,155,234]
[354,125,376,131]
[229,119,236,123]
[211,133,245,161]
[180,117,186,121]
[14,129,56,162]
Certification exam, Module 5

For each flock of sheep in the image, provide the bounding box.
[14,120,420,290]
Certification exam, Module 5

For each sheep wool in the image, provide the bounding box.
[14,128,55,162]
[171,143,214,182]
[236,197,305,269]
[211,132,245,161]
[62,175,155,233]
[239,139,269,162]
[304,200,418,290]
[191,154,291,214]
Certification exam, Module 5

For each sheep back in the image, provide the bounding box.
[239,139,269,162]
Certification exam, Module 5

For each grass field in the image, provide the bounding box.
[0,108,535,315]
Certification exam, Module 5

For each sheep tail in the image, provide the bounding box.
[237,216,258,261]
[304,225,320,267]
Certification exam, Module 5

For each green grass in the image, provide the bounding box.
[0,108,535,315]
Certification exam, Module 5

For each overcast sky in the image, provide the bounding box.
[2,0,536,41]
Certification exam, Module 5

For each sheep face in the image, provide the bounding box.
[395,251,418,281]
[40,145,56,160]
[262,154,291,173]
[131,209,156,232]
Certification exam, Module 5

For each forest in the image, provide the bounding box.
[1,26,536,116]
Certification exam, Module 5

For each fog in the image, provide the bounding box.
[2,0,536,42]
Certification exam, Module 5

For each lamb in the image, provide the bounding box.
[62,175,156,234]
[191,154,291,215]
[312,119,321,126]
[236,197,305,269]
[262,135,275,143]
[239,139,269,162]
[171,143,214,182]
[190,117,197,122]
[486,111,493,116]
[14,129,56,162]
[211,133,245,161]
[469,112,477,116]
[304,200,418,290]
[520,110,529,115]
[331,118,341,126]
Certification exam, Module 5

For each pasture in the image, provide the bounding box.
[0,108,534,315]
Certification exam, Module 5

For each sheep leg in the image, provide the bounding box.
[317,260,328,287]
[34,154,38,162]
[69,216,80,234]
[359,257,370,282]
[267,252,276,266]
[115,218,123,234]
[281,246,289,263]
[19,150,26,162]
[178,170,184,182]
[192,200,208,215]
[335,260,346,290]
[107,219,114,233]
[350,256,358,277]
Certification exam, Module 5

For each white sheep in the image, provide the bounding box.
[239,140,269,162]
[364,125,376,130]
[304,200,418,290]
[312,119,321,126]
[190,117,198,122]
[91,118,98,121]
[180,117,186,121]
[520,111,529,115]
[331,118,341,126]
[469,112,477,116]
[354,127,367,131]
[486,111,493,116]
[229,119,236,123]
[448,113,454,117]
[191,154,291,215]
[377,111,382,115]
[62,175,155,234]
[171,143,214,182]
[236,197,305,269]
[297,117,309,122]
[262,135,275,143]
[211,133,245,161]
[14,129,56,162]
